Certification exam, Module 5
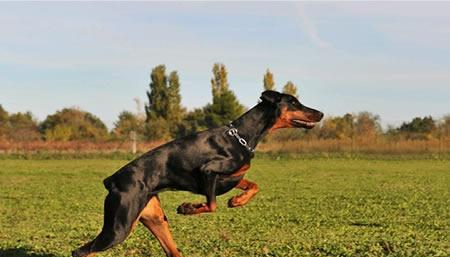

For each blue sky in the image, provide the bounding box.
[1,2,450,129]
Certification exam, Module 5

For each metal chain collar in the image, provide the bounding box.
[226,123,255,153]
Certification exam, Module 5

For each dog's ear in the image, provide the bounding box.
[260,90,282,104]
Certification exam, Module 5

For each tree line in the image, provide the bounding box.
[0,63,449,143]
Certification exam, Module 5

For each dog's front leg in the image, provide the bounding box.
[177,173,218,215]
[228,179,259,208]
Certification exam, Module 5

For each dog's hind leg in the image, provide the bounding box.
[227,179,259,208]
[140,195,181,257]
[72,190,145,257]
[140,195,182,257]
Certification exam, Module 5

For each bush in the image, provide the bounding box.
[40,108,109,141]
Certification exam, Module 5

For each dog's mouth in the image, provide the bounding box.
[291,119,317,129]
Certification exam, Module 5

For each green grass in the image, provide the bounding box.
[0,157,449,257]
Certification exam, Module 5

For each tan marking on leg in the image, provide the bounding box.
[228,179,259,208]
[140,196,182,257]
[177,200,216,215]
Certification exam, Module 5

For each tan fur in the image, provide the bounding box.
[140,196,182,257]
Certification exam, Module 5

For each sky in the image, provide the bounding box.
[1,2,450,129]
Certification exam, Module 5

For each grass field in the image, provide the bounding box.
[0,157,449,257]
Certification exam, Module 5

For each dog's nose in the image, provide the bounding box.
[318,112,324,120]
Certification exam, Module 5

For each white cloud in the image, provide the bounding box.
[294,3,332,49]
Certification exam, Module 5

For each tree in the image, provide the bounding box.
[0,105,8,122]
[40,108,108,141]
[282,81,298,98]
[8,111,40,141]
[145,65,168,121]
[204,63,245,128]
[398,116,436,140]
[178,108,208,136]
[113,111,144,139]
[263,69,275,91]
[211,63,229,99]
[0,105,10,139]
[441,115,450,139]
[144,116,171,141]
[354,112,381,140]
[144,65,185,140]
[167,71,185,136]
[0,106,40,141]
[318,113,354,140]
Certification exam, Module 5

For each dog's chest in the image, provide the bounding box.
[216,165,250,195]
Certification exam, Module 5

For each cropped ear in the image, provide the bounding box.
[260,90,282,104]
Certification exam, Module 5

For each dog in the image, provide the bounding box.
[72,90,323,257]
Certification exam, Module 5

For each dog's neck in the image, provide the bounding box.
[230,101,279,151]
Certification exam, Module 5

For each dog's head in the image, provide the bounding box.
[260,90,324,131]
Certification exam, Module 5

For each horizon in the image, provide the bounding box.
[1,2,450,129]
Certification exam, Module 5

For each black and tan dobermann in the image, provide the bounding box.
[72,90,323,257]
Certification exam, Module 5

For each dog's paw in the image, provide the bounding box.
[176,202,193,214]
[227,196,243,208]
[176,202,205,215]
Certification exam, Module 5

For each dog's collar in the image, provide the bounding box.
[226,123,255,153]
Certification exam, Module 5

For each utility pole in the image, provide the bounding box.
[439,126,443,159]
[130,131,137,155]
